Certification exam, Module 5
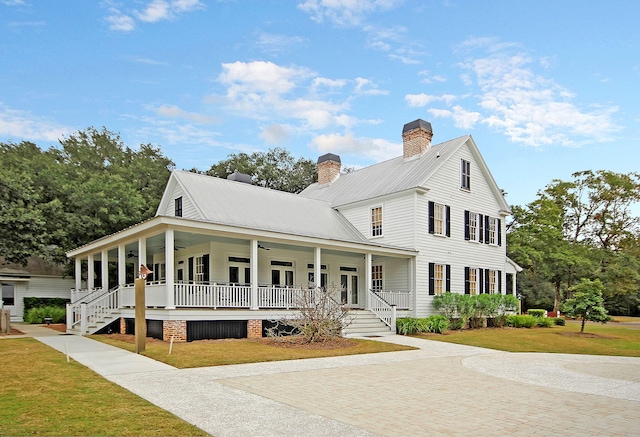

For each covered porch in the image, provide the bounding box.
[66,216,417,334]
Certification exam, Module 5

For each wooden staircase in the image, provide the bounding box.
[343,310,395,337]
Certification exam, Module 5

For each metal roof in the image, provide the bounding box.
[170,171,372,244]
[300,135,470,206]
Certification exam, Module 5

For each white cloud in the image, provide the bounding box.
[430,39,620,147]
[298,0,401,26]
[260,124,291,144]
[0,103,69,142]
[104,0,204,31]
[156,104,220,125]
[256,33,305,55]
[354,77,388,96]
[2,0,25,5]
[310,132,401,161]
[405,93,457,107]
[106,9,136,32]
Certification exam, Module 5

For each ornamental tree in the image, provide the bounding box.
[562,278,609,333]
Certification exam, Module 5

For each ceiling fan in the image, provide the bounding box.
[127,250,137,258]
[258,244,270,250]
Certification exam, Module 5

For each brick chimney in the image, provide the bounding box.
[317,153,341,186]
[402,119,433,160]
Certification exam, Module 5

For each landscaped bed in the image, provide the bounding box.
[90,333,416,368]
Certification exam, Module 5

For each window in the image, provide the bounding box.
[461,159,471,190]
[194,255,209,283]
[2,283,15,306]
[307,264,328,288]
[488,270,497,294]
[429,202,450,237]
[488,217,498,245]
[371,206,383,237]
[465,268,478,295]
[371,265,383,291]
[152,263,166,281]
[175,197,183,217]
[464,211,480,242]
[429,263,450,295]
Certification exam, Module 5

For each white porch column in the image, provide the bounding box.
[165,229,175,309]
[250,240,259,310]
[512,274,517,296]
[314,247,321,289]
[365,253,372,310]
[138,237,147,272]
[118,244,126,286]
[75,258,82,291]
[101,249,109,291]
[87,253,94,290]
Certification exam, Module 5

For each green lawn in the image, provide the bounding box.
[91,335,416,368]
[0,338,206,436]
[416,319,640,357]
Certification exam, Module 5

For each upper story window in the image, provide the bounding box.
[371,206,383,237]
[465,211,502,246]
[175,197,183,217]
[465,211,479,242]
[461,159,471,190]
[488,217,498,245]
[429,202,450,237]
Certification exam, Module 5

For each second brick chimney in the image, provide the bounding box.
[317,153,341,186]
[402,119,433,160]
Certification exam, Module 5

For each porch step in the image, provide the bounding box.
[343,311,394,338]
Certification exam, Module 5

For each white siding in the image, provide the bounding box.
[161,183,199,219]
[8,276,73,322]
[412,140,508,316]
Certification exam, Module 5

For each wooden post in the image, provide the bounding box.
[135,277,146,353]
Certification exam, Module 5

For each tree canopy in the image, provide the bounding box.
[508,170,640,315]
[206,147,317,194]
[0,128,174,265]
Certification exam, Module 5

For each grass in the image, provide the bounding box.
[0,338,206,436]
[416,319,640,357]
[91,335,416,368]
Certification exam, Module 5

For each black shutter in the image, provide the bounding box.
[478,214,484,243]
[464,211,470,240]
[464,267,470,295]
[445,265,451,292]
[428,201,435,234]
[498,218,502,246]
[445,206,451,237]
[498,270,502,294]
[428,263,435,295]
[485,269,490,294]
[202,254,210,283]
[484,215,490,244]
[188,257,194,283]
[478,269,484,294]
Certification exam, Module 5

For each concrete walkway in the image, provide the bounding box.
[12,324,640,436]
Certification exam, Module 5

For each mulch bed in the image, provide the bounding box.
[45,323,67,333]
[0,328,25,336]
[100,333,357,349]
[557,332,617,339]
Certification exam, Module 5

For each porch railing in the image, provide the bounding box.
[368,289,397,333]
[175,283,251,308]
[71,287,104,304]
[67,285,120,334]
[374,290,412,310]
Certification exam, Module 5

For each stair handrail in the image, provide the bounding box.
[367,289,397,333]
[67,285,121,334]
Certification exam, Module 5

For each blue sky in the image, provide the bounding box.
[2,0,638,207]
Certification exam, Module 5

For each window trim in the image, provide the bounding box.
[371,205,383,237]
[429,263,451,296]
[461,159,471,191]
[175,197,183,217]
[429,202,451,237]
[464,211,480,242]
[371,264,383,291]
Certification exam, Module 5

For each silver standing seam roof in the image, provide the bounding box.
[299,135,470,206]
[170,171,372,244]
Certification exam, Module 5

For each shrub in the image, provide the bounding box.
[432,292,458,319]
[396,316,450,335]
[23,297,70,319]
[535,317,554,328]
[25,306,66,324]
[506,314,537,328]
[553,318,566,326]
[527,309,546,318]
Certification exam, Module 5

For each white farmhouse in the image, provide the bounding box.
[66,119,520,340]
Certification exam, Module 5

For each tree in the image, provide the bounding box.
[0,128,174,265]
[207,147,317,193]
[562,279,609,333]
